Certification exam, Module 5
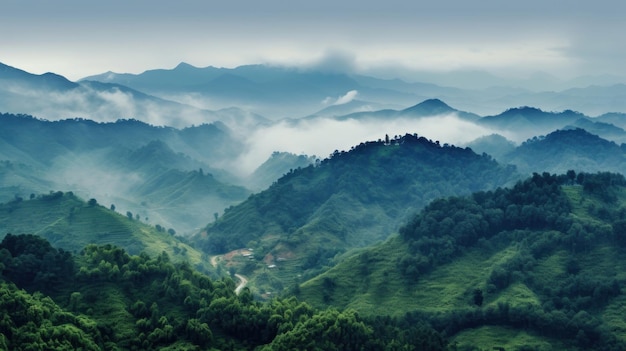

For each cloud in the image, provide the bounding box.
[333,90,358,105]
[322,90,358,106]
[231,113,498,175]
[304,49,357,74]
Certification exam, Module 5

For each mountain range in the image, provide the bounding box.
[5,60,626,349]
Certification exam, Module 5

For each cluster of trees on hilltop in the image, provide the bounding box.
[199,133,517,255]
[396,171,626,350]
[398,172,573,277]
[0,234,447,350]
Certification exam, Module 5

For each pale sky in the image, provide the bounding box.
[2,0,625,82]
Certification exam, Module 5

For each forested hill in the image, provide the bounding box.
[0,191,212,272]
[193,134,518,294]
[0,234,446,350]
[299,172,626,350]
[502,128,626,175]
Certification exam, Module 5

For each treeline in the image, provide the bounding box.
[0,234,447,350]
[398,171,626,350]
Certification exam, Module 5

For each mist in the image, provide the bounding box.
[232,113,499,175]
[0,83,217,128]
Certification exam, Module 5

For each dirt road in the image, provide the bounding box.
[234,274,248,295]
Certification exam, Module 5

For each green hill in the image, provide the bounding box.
[298,172,626,350]
[503,128,626,175]
[194,134,519,295]
[0,192,211,272]
[0,234,446,350]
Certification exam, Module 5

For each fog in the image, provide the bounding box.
[1,83,217,128]
[232,113,499,175]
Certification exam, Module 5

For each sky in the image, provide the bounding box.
[2,0,626,82]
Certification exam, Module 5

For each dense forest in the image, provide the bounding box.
[0,233,446,350]
[298,172,626,350]
[195,134,518,294]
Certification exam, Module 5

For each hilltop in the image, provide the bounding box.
[298,172,626,350]
[194,134,519,295]
[0,192,213,272]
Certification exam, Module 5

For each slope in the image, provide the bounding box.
[0,192,212,272]
[0,234,447,350]
[502,128,626,175]
[298,172,626,350]
[194,134,519,295]
[0,113,252,234]
[477,106,588,141]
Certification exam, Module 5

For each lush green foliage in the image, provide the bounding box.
[502,128,626,176]
[0,234,446,350]
[299,172,626,350]
[0,192,212,273]
[196,134,518,294]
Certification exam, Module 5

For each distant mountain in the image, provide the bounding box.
[0,113,251,234]
[596,112,626,130]
[0,62,78,91]
[501,128,626,175]
[306,100,399,119]
[0,62,271,128]
[566,118,626,143]
[245,151,317,191]
[465,134,516,162]
[334,98,480,122]
[399,98,480,121]
[193,134,519,294]
[477,107,589,141]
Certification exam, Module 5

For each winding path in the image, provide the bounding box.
[234,274,248,295]
[210,255,220,267]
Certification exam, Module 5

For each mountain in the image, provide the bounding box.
[0,113,252,234]
[566,118,626,143]
[193,134,519,295]
[297,172,626,350]
[465,134,517,162]
[0,62,273,129]
[596,112,626,130]
[244,151,317,191]
[333,98,480,123]
[0,62,79,91]
[477,107,589,141]
[306,99,399,119]
[399,98,480,121]
[0,192,211,271]
[83,64,386,118]
[501,128,626,175]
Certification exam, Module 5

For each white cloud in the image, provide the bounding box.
[231,113,498,175]
[333,90,358,105]
[322,90,358,106]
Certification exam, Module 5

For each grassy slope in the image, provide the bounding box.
[298,184,626,349]
[0,192,212,273]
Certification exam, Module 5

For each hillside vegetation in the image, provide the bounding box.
[0,192,212,272]
[502,128,626,175]
[299,172,626,350]
[194,134,519,295]
[0,234,446,350]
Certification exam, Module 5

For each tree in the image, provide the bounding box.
[473,288,484,306]
[88,198,98,206]
[127,211,133,220]
[110,204,116,211]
